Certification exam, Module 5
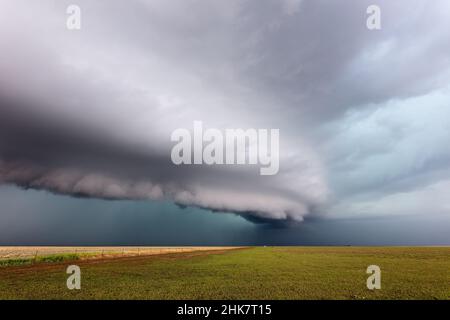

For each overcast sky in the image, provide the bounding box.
[1,0,449,244]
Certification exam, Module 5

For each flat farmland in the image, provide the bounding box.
[0,247,449,300]
[0,246,238,261]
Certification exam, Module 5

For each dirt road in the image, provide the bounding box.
[0,246,240,260]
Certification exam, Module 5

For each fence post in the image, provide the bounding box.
[34,250,38,263]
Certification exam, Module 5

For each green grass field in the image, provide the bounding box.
[0,247,449,300]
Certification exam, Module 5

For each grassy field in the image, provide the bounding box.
[0,247,449,300]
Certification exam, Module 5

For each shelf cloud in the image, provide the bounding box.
[1,0,450,224]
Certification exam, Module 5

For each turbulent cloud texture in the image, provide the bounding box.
[1,0,450,223]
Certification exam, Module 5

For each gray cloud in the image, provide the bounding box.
[1,0,450,224]
[0,101,324,221]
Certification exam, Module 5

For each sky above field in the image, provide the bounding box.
[1,0,450,244]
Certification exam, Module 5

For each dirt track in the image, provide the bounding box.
[0,246,240,260]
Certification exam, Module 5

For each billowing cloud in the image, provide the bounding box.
[1,0,450,223]
[0,0,329,222]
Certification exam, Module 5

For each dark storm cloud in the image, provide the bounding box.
[1,185,449,246]
[0,99,310,219]
[0,0,450,223]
